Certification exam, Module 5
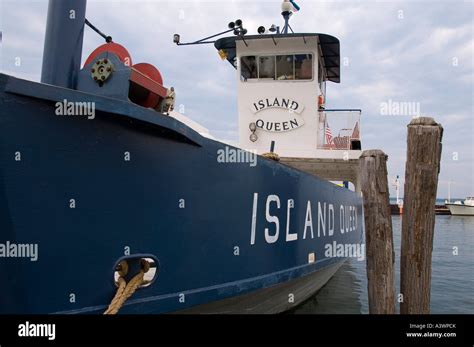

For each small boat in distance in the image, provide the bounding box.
[445,197,474,216]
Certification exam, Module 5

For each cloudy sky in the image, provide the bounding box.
[0,0,472,199]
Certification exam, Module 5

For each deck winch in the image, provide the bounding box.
[77,42,173,112]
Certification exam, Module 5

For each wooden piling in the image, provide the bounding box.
[359,150,395,314]
[400,117,443,314]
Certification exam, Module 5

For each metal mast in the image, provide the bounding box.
[41,0,87,89]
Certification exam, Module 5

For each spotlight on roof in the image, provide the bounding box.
[235,19,242,27]
[228,22,235,29]
[269,24,278,33]
[257,26,266,34]
[241,28,248,35]
[173,34,180,44]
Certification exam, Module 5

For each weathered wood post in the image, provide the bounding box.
[400,117,443,314]
[359,150,395,314]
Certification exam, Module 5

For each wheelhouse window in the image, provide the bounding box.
[240,54,313,81]
[240,56,258,80]
[295,54,313,80]
[276,55,294,80]
[258,56,275,79]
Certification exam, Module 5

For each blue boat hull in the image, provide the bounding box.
[0,74,364,314]
[177,259,345,314]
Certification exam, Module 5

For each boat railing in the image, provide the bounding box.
[317,109,362,150]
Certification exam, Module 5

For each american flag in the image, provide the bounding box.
[325,123,333,144]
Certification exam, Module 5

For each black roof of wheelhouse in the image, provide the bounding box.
[214,33,341,83]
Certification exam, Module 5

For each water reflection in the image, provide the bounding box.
[291,259,367,314]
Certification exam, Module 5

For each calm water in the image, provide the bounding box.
[292,215,474,314]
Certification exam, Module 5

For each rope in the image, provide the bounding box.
[104,260,150,315]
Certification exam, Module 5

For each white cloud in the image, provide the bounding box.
[0,0,472,198]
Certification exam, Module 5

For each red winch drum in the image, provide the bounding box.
[84,42,133,67]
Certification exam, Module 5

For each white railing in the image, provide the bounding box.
[317,109,361,150]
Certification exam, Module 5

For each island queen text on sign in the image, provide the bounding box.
[250,97,305,133]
